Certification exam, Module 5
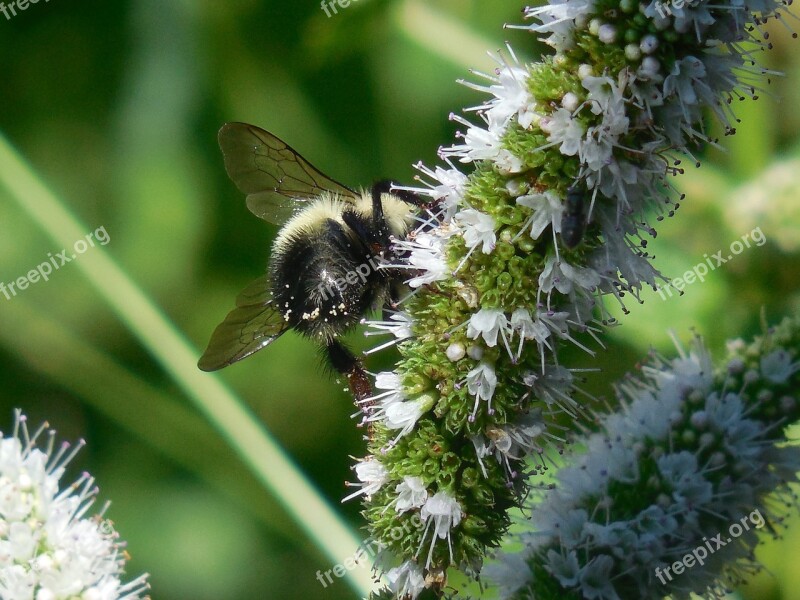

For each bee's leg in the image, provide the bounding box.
[371,179,426,207]
[369,181,427,249]
[341,211,380,251]
[326,338,373,404]
[382,280,405,321]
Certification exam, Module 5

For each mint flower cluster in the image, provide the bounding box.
[0,411,149,600]
[487,315,800,600]
[343,0,795,596]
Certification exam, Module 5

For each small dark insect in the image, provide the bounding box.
[560,185,588,249]
[198,122,425,401]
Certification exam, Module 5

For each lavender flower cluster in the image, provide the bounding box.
[488,316,800,599]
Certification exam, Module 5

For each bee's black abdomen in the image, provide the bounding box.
[269,217,385,341]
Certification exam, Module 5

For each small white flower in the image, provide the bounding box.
[364,312,414,354]
[760,349,799,384]
[455,209,496,254]
[0,411,149,600]
[493,411,548,460]
[581,75,623,114]
[465,363,498,420]
[394,476,428,513]
[661,55,734,140]
[545,549,581,588]
[509,308,553,359]
[538,256,602,301]
[492,68,535,126]
[657,452,713,507]
[483,415,549,480]
[579,555,619,600]
[516,191,565,240]
[397,232,451,288]
[520,0,597,51]
[471,434,493,477]
[484,551,533,597]
[418,492,463,567]
[525,364,582,415]
[365,312,413,340]
[510,308,539,339]
[343,459,388,502]
[461,47,538,130]
[364,371,405,407]
[441,115,524,172]
[590,212,663,294]
[664,56,707,102]
[563,75,629,175]
[466,363,497,403]
[386,560,426,600]
[541,107,585,156]
[464,123,505,153]
[466,308,508,347]
[381,394,436,441]
[406,161,468,222]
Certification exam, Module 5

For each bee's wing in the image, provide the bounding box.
[218,122,359,225]
[197,276,289,371]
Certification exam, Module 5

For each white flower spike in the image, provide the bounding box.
[0,411,149,600]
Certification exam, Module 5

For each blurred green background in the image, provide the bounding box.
[0,1,798,599]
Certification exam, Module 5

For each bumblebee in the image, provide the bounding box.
[198,123,424,401]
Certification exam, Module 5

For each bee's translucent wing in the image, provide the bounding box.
[197,276,289,371]
[218,122,358,225]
